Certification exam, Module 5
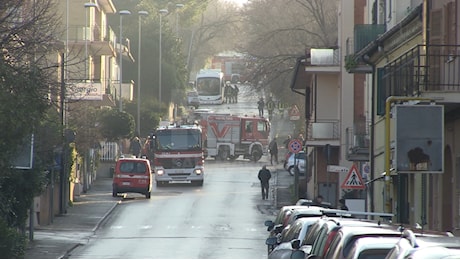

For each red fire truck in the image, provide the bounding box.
[200,114,270,161]
[152,124,204,186]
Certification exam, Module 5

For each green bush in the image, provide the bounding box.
[0,218,26,258]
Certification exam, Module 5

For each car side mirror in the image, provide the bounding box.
[291,239,301,249]
[265,237,278,246]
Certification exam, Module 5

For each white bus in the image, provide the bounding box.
[195,69,224,105]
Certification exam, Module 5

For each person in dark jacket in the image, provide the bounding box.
[258,165,271,200]
[269,138,279,165]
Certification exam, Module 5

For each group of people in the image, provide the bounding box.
[224,83,239,103]
[256,97,281,120]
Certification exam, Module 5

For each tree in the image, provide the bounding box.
[0,1,61,257]
[240,0,338,103]
[99,109,136,141]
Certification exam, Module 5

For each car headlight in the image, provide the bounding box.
[156,169,164,175]
[194,168,203,175]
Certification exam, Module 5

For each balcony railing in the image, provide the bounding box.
[380,44,460,96]
[353,24,386,53]
[345,24,386,73]
[345,124,370,162]
[307,120,340,141]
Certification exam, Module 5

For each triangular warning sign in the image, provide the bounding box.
[341,164,365,190]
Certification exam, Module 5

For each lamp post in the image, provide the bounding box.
[175,4,184,37]
[137,11,148,136]
[119,10,131,112]
[158,9,168,104]
[84,3,97,81]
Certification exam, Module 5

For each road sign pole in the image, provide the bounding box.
[294,156,298,199]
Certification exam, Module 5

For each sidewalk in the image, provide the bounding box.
[24,178,120,259]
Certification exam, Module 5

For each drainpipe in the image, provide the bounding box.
[361,55,375,213]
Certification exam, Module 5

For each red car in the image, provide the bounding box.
[112,157,152,199]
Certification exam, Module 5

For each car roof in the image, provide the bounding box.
[117,157,149,162]
[323,226,404,259]
[406,246,460,259]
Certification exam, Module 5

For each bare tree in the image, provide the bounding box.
[240,0,338,100]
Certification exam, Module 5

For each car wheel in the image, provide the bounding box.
[288,166,296,176]
[218,147,229,161]
[251,149,262,162]
[229,155,238,161]
[145,191,151,199]
[112,189,117,197]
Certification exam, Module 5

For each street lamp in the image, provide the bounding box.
[175,4,184,37]
[84,2,97,81]
[119,10,131,112]
[137,10,148,136]
[159,8,168,104]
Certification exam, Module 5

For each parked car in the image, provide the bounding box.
[267,217,322,259]
[292,218,398,259]
[322,225,442,259]
[264,205,325,254]
[112,157,152,199]
[385,229,460,259]
[284,151,306,176]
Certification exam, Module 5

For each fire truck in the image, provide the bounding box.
[199,114,270,162]
[152,123,204,186]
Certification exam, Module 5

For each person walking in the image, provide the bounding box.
[257,97,265,117]
[258,165,271,200]
[283,135,292,149]
[269,138,279,165]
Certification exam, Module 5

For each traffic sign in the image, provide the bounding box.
[288,139,303,154]
[341,164,365,190]
[289,105,300,121]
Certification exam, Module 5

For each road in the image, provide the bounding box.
[67,160,270,259]
[66,84,276,259]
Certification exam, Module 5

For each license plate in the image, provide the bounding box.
[122,182,130,185]
[170,180,190,184]
[139,180,147,184]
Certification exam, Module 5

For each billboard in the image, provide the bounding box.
[395,105,444,173]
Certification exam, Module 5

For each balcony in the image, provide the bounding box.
[345,24,386,73]
[305,120,340,147]
[378,44,460,109]
[345,126,370,162]
[65,25,115,56]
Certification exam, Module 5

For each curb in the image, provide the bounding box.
[91,200,121,233]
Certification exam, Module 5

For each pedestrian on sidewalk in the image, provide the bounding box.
[258,165,271,200]
[269,138,278,165]
[283,135,292,149]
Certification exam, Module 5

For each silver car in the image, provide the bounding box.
[284,151,306,176]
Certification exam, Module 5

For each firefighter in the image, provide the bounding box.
[278,101,286,118]
[266,97,275,120]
